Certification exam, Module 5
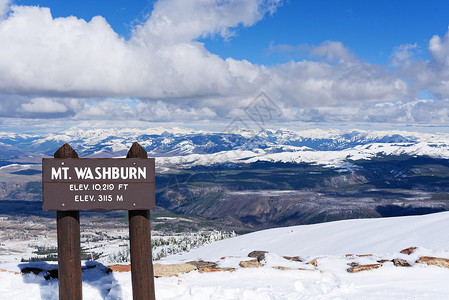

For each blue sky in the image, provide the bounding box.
[1,0,449,131]
[13,0,449,65]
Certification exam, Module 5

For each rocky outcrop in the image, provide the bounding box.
[239,259,263,268]
[248,250,268,262]
[153,263,198,277]
[186,260,218,270]
[392,259,411,267]
[416,256,449,268]
[0,268,19,275]
[199,267,236,273]
[108,264,131,272]
[283,256,302,262]
[400,247,417,255]
[308,258,319,267]
[347,264,382,273]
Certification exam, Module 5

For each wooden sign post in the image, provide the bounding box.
[127,143,156,300]
[54,144,82,300]
[43,142,156,300]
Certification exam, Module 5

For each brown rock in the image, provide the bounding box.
[392,258,411,267]
[0,268,19,275]
[248,250,268,262]
[357,254,373,257]
[272,266,315,271]
[239,259,263,268]
[108,264,131,272]
[347,264,382,273]
[400,247,417,255]
[377,259,392,264]
[416,256,449,268]
[154,263,197,277]
[199,267,236,273]
[272,266,293,271]
[308,258,319,267]
[186,261,218,270]
[108,263,199,276]
[283,256,302,262]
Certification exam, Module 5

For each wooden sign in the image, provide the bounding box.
[44,143,156,300]
[42,158,155,211]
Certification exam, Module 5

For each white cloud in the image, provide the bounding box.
[391,28,449,99]
[391,43,417,67]
[269,59,411,106]
[0,1,412,106]
[20,97,68,113]
[0,0,9,19]
[136,0,281,42]
[292,99,449,125]
[309,41,355,63]
[0,1,283,102]
[0,0,444,126]
[135,101,217,121]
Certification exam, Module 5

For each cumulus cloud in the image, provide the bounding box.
[20,97,69,113]
[267,40,355,63]
[391,28,449,100]
[0,1,281,100]
[137,0,281,42]
[0,0,444,126]
[309,41,355,63]
[292,99,449,125]
[269,59,411,106]
[0,0,9,19]
[391,43,418,67]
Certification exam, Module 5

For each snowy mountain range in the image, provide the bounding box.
[1,127,449,230]
[1,127,449,171]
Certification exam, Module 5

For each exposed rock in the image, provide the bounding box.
[347,264,382,273]
[108,263,200,276]
[154,263,197,277]
[308,258,319,267]
[400,247,417,255]
[416,256,449,268]
[0,268,19,275]
[108,264,131,273]
[377,259,392,264]
[186,260,218,270]
[248,250,268,262]
[392,258,411,267]
[272,266,293,271]
[357,254,373,257]
[347,262,359,267]
[239,259,263,268]
[220,256,238,260]
[283,256,302,262]
[199,267,236,273]
[272,266,315,271]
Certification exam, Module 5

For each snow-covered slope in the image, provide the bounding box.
[1,212,449,299]
[166,211,449,261]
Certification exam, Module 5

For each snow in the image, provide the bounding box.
[166,211,449,260]
[155,139,449,171]
[1,212,449,299]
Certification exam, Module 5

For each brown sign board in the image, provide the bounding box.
[42,158,155,211]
